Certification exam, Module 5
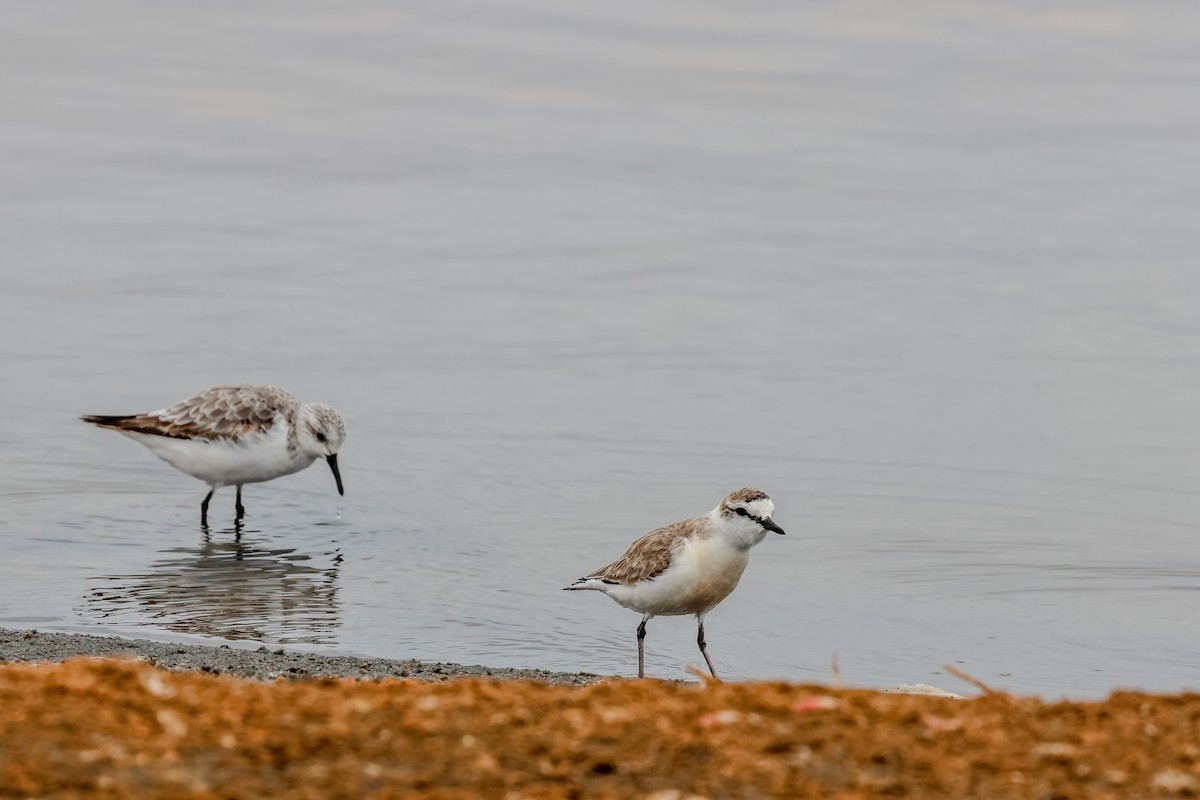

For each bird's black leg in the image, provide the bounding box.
[200,488,214,528]
[697,614,718,680]
[235,485,245,520]
[636,615,650,678]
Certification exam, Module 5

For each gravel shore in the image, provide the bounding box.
[0,627,602,685]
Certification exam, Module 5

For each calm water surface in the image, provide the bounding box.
[3,3,1200,697]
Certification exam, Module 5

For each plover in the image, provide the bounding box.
[81,385,346,526]
[565,487,785,679]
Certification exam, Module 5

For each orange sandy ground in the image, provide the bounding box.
[1,659,1199,799]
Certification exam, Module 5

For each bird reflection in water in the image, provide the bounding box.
[83,522,342,645]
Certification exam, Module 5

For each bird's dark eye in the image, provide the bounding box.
[734,507,749,517]
[316,432,327,443]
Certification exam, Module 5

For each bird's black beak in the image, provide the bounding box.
[761,517,786,535]
[327,454,344,496]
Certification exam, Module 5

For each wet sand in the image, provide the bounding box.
[0,627,600,684]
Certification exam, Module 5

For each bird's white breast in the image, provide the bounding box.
[607,535,750,616]
[121,423,314,487]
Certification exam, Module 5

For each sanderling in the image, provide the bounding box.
[82,385,346,526]
[564,487,785,679]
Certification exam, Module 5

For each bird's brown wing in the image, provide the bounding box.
[589,517,704,586]
[81,385,294,442]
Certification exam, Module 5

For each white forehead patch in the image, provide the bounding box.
[738,498,775,518]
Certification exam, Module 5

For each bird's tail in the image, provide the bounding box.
[81,414,136,429]
[562,576,607,592]
[81,413,184,438]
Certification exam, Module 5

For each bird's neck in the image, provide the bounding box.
[710,508,767,552]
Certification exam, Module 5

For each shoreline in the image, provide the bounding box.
[0,626,602,685]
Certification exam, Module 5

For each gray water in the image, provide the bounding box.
[3,3,1200,698]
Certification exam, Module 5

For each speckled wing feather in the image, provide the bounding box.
[589,518,705,586]
[81,385,296,442]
